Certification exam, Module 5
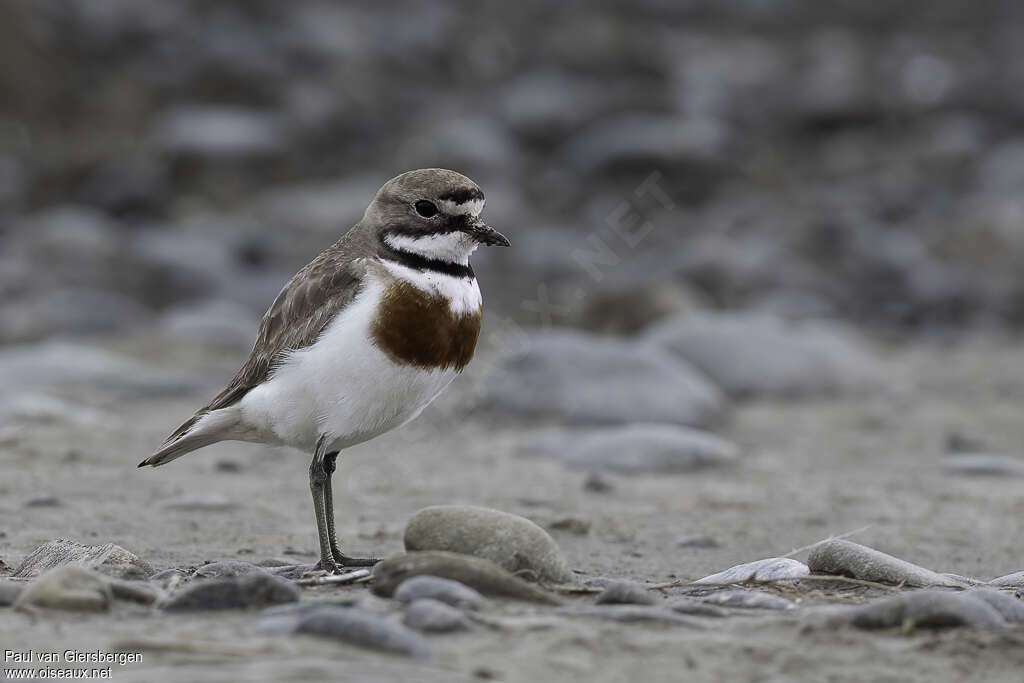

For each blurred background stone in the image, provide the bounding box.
[1,0,1022,344]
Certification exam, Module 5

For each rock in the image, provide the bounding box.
[582,471,615,493]
[694,557,810,584]
[294,607,431,658]
[161,572,299,611]
[23,494,61,507]
[404,506,574,584]
[646,313,880,398]
[479,330,725,428]
[830,591,1007,630]
[560,605,703,628]
[13,539,154,580]
[583,576,614,589]
[161,495,238,511]
[700,589,796,611]
[0,343,195,400]
[676,536,720,549]
[0,580,24,606]
[403,598,471,633]
[129,229,228,308]
[572,279,702,334]
[107,579,162,605]
[13,567,112,612]
[966,589,1024,623]
[595,580,657,606]
[372,552,563,605]
[497,69,606,141]
[264,564,320,580]
[254,557,294,568]
[521,424,738,475]
[160,300,258,348]
[669,598,730,618]
[151,105,288,160]
[546,517,592,535]
[250,174,383,240]
[807,540,966,588]
[944,431,990,453]
[193,561,268,578]
[0,289,152,344]
[397,115,515,173]
[558,114,727,178]
[73,153,169,217]
[942,455,1024,477]
[254,603,339,636]
[989,571,1024,588]
[0,393,104,430]
[393,576,488,610]
[149,568,189,582]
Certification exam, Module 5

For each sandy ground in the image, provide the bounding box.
[2,333,1024,682]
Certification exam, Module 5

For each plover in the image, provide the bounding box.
[139,169,509,573]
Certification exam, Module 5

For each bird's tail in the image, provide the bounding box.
[138,407,238,468]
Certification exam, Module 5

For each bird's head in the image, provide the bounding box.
[365,168,509,265]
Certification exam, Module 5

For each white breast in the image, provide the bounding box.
[237,274,461,453]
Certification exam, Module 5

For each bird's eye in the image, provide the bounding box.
[414,200,438,218]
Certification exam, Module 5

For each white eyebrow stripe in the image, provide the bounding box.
[437,198,484,216]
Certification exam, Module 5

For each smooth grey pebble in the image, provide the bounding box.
[24,494,61,508]
[676,536,720,549]
[989,571,1024,588]
[108,579,163,605]
[942,454,1024,477]
[700,589,796,611]
[966,589,1024,623]
[162,572,298,611]
[404,505,574,584]
[808,540,965,588]
[403,598,471,633]
[669,597,730,618]
[694,557,809,584]
[595,580,657,606]
[0,580,24,607]
[295,606,431,658]
[582,471,615,493]
[559,605,704,628]
[149,568,189,582]
[193,561,268,578]
[837,591,1007,630]
[393,575,487,610]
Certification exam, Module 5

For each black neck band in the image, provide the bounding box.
[380,242,475,279]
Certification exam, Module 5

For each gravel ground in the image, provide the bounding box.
[2,333,1023,682]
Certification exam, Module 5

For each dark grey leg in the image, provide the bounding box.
[323,450,379,567]
[309,435,339,574]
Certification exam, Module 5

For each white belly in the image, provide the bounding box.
[237,276,459,453]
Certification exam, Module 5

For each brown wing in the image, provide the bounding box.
[162,251,364,443]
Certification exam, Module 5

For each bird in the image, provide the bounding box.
[138,168,509,574]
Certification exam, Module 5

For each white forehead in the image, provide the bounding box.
[438,198,484,217]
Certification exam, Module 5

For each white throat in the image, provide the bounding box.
[384,232,479,266]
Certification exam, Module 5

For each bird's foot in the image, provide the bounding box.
[314,557,341,575]
[333,552,380,568]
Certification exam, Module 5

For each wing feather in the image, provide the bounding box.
[160,250,365,444]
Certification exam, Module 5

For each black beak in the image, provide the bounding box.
[462,218,510,247]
